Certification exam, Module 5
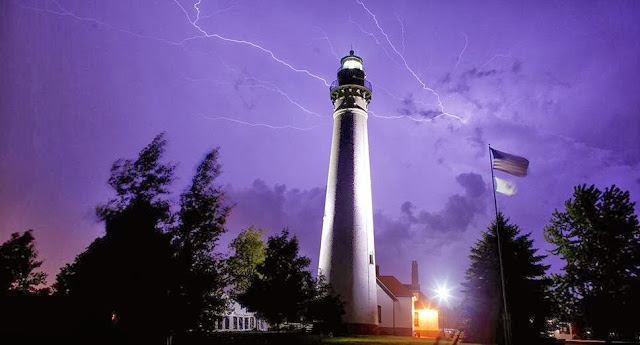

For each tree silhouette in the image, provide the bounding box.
[54,134,232,340]
[0,230,47,296]
[238,229,316,328]
[170,148,232,331]
[544,184,640,340]
[461,213,551,345]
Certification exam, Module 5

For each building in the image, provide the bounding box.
[376,261,440,337]
[318,50,378,334]
[212,300,269,332]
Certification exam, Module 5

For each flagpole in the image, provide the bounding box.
[489,144,511,345]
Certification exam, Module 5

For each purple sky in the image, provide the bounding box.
[2,0,639,302]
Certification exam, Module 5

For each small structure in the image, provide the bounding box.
[376,261,439,337]
[213,300,269,332]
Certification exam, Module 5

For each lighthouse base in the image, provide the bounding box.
[346,323,379,335]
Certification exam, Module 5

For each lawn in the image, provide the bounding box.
[321,335,481,345]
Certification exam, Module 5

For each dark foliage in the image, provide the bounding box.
[170,148,231,331]
[461,212,551,345]
[238,229,344,331]
[0,230,47,295]
[54,134,231,341]
[544,184,640,340]
[238,229,316,327]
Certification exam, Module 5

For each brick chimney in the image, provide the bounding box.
[411,260,420,290]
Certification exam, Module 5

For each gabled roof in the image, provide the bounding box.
[377,275,414,297]
[376,278,398,301]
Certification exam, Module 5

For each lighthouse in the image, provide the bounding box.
[318,51,377,334]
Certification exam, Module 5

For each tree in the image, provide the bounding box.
[170,148,232,331]
[461,213,551,345]
[238,229,316,328]
[96,132,175,224]
[54,134,232,339]
[306,274,345,334]
[226,226,266,299]
[0,230,47,295]
[544,184,640,340]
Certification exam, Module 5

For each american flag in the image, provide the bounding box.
[490,148,529,177]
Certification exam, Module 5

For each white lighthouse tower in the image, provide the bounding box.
[318,51,377,334]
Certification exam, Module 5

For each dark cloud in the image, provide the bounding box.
[375,171,488,241]
[511,59,522,74]
[226,179,325,265]
[397,94,443,120]
[373,172,489,287]
[456,172,487,198]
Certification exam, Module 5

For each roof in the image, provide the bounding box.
[414,291,436,310]
[377,275,415,297]
[376,278,398,301]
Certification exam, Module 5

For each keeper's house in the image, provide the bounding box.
[376,261,439,337]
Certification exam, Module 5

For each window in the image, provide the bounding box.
[260,320,264,329]
[239,317,243,329]
[369,253,374,265]
[224,317,230,329]
[245,317,249,329]
[250,317,254,329]
[378,305,382,323]
[414,312,419,326]
[233,316,238,329]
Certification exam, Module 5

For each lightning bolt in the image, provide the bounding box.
[173,0,330,87]
[199,114,321,131]
[198,0,238,21]
[314,27,340,60]
[355,0,464,123]
[218,61,325,118]
[396,14,406,54]
[348,14,402,67]
[453,32,468,73]
[479,50,512,70]
[370,110,463,124]
[25,0,203,46]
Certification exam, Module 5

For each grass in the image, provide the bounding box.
[320,335,481,345]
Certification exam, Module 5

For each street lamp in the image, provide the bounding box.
[433,283,452,337]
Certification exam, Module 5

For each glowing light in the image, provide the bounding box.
[342,59,363,70]
[433,282,452,303]
[418,308,438,321]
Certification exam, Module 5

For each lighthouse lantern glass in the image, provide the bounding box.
[342,59,363,70]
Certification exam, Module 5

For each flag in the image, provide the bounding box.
[490,148,529,177]
[495,176,517,196]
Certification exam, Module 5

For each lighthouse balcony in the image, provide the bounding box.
[330,79,372,92]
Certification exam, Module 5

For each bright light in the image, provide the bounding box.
[342,59,363,70]
[434,283,452,303]
[418,308,438,321]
